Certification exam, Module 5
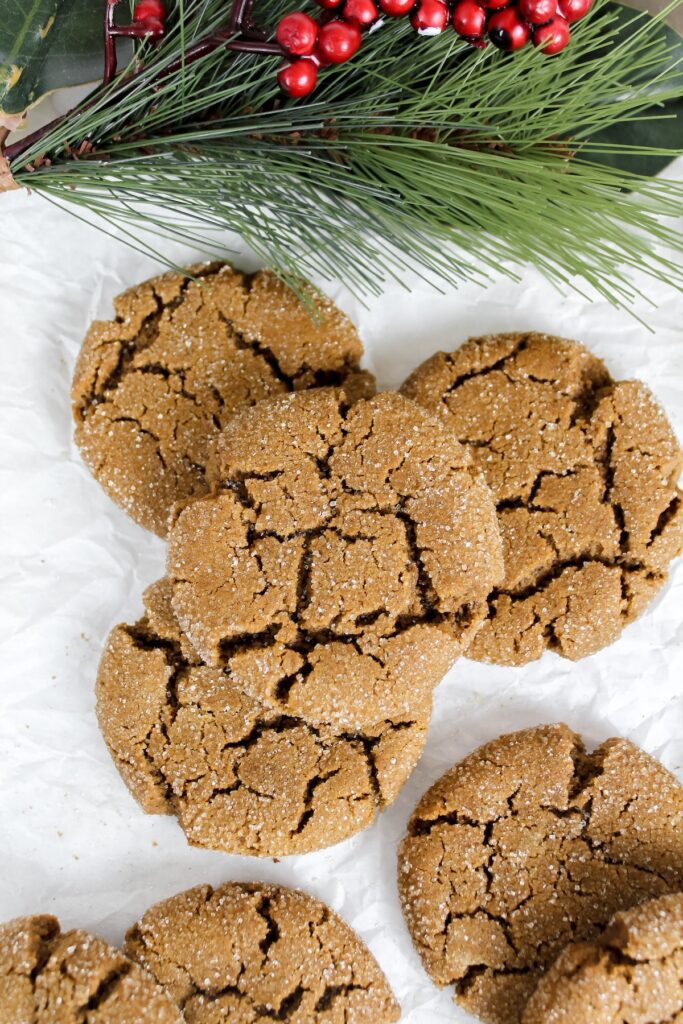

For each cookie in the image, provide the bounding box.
[72,263,373,536]
[168,387,503,679]
[0,914,182,1023]
[522,893,683,1023]
[96,578,436,855]
[397,723,683,1024]
[124,881,399,1023]
[402,332,683,664]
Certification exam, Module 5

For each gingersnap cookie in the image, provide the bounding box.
[96,577,438,855]
[522,892,683,1024]
[0,914,182,1023]
[124,881,400,1023]
[72,263,373,536]
[398,723,683,1024]
[168,387,503,681]
[401,332,683,664]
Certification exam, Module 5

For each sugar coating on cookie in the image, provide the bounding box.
[96,578,437,855]
[168,388,503,688]
[522,892,683,1024]
[398,723,683,1024]
[402,332,683,664]
[0,914,183,1023]
[124,882,400,1023]
[72,263,373,536]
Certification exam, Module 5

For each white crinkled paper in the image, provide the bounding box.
[1,164,682,1024]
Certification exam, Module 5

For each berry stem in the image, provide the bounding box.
[104,0,121,87]
[230,0,252,31]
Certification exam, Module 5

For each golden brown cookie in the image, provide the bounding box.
[397,723,683,1024]
[96,578,437,855]
[522,893,683,1024]
[0,914,182,1024]
[401,332,683,664]
[124,881,400,1023]
[72,263,373,536]
[168,387,503,678]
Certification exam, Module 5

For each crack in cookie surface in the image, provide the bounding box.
[124,882,400,1023]
[397,723,683,1024]
[96,578,432,855]
[522,892,683,1023]
[167,389,504,734]
[72,263,372,536]
[401,332,683,664]
[0,915,182,1023]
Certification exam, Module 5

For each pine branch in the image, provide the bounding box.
[6,0,683,309]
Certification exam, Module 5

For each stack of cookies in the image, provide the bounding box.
[9,263,680,1022]
[81,264,506,856]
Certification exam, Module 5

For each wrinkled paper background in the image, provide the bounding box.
[1,151,682,1022]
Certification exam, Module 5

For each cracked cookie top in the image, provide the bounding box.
[96,578,438,855]
[522,892,683,1024]
[124,881,400,1023]
[0,914,183,1023]
[167,388,503,687]
[401,332,683,664]
[72,263,373,536]
[397,723,683,1024]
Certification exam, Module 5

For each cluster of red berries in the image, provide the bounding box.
[131,0,168,36]
[452,0,591,54]
[276,0,591,96]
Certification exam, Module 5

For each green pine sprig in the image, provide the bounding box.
[8,0,683,308]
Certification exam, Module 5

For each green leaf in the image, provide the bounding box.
[36,4,107,96]
[585,2,683,175]
[0,0,133,121]
[585,97,682,175]
[1,1,66,121]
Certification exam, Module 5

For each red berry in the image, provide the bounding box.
[316,0,343,9]
[482,0,510,11]
[133,0,166,20]
[276,12,319,55]
[278,58,319,97]
[488,7,530,49]
[519,0,557,23]
[558,0,591,21]
[343,0,379,26]
[533,13,569,51]
[411,0,448,32]
[452,0,486,38]
[379,0,415,16]
[317,20,362,62]
[137,16,165,34]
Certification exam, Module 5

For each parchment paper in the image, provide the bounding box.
[1,170,682,1023]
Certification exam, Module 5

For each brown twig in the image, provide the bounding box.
[0,127,20,191]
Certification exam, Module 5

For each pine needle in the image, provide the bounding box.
[11,0,683,308]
